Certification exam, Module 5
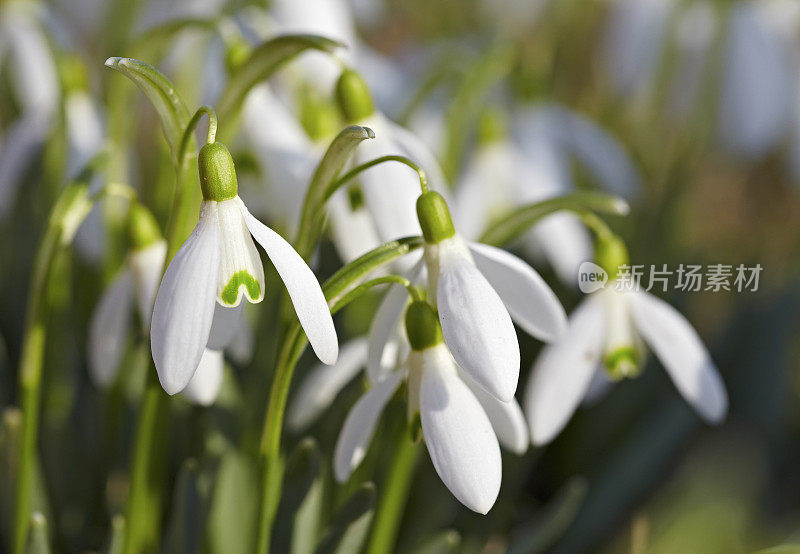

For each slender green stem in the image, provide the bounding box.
[323,155,429,201]
[366,429,419,554]
[255,238,424,554]
[574,210,616,243]
[178,105,217,164]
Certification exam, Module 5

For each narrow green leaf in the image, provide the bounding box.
[479,191,630,247]
[295,125,375,259]
[507,477,589,554]
[106,515,126,554]
[315,483,376,554]
[104,57,191,163]
[162,460,205,554]
[128,18,219,56]
[25,513,49,554]
[207,450,259,554]
[217,34,344,124]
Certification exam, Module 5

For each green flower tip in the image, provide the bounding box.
[128,203,162,250]
[198,142,238,201]
[595,233,629,278]
[405,301,443,351]
[335,68,375,122]
[300,89,340,141]
[59,54,89,94]
[477,108,508,146]
[416,191,455,244]
[224,39,251,74]
[604,347,640,380]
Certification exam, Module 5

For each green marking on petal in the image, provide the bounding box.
[604,346,640,380]
[220,271,261,305]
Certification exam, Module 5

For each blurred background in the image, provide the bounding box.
[1,0,800,552]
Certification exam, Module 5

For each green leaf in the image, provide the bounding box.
[162,460,206,554]
[128,18,219,56]
[479,191,630,247]
[274,439,325,554]
[207,450,259,554]
[315,483,376,554]
[104,57,191,163]
[216,34,344,125]
[24,513,49,554]
[295,125,375,259]
[507,477,588,554]
[753,546,800,554]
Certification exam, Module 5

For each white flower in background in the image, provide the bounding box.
[525,237,728,445]
[150,141,337,395]
[719,0,800,159]
[603,0,675,100]
[369,191,568,403]
[0,1,59,218]
[453,109,592,285]
[334,300,528,514]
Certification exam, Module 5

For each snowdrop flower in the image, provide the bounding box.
[369,191,567,403]
[719,0,800,159]
[525,236,728,445]
[150,140,338,395]
[453,109,592,285]
[334,300,528,514]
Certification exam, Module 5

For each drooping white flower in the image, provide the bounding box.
[334,300,528,514]
[525,252,728,446]
[150,141,337,395]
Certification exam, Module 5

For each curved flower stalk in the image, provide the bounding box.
[0,1,60,218]
[719,0,800,159]
[334,300,528,514]
[602,0,675,101]
[368,191,567,404]
[151,137,338,395]
[525,236,728,446]
[454,109,592,285]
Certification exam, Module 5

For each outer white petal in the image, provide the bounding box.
[435,238,520,402]
[151,202,221,395]
[241,202,338,364]
[420,349,501,514]
[629,292,728,423]
[182,349,224,406]
[88,270,134,387]
[468,241,568,342]
[128,240,168,330]
[333,370,404,482]
[526,213,593,287]
[216,198,265,306]
[525,295,606,445]
[65,91,104,176]
[461,371,529,455]
[287,338,368,431]
[387,118,448,192]
[206,302,244,351]
[327,189,382,263]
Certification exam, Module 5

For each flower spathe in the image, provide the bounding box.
[525,286,729,446]
[150,141,338,395]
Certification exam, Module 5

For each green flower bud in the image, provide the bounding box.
[128,203,162,250]
[224,39,251,74]
[198,142,238,201]
[595,233,629,279]
[300,90,340,141]
[335,68,375,122]
[477,108,508,146]
[404,301,443,351]
[58,54,89,94]
[416,191,455,244]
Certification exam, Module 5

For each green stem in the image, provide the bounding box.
[178,105,217,163]
[366,430,419,554]
[323,155,429,201]
[255,238,424,554]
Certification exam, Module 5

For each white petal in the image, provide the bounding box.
[434,239,520,402]
[629,292,728,423]
[582,368,614,406]
[462,372,529,455]
[0,114,48,218]
[468,241,568,342]
[151,202,221,395]
[241,202,338,364]
[128,240,167,330]
[366,259,423,383]
[65,92,104,176]
[182,349,224,406]
[288,338,368,431]
[326,189,383,263]
[216,198,265,307]
[387,118,449,192]
[420,352,501,514]
[526,212,593,287]
[206,302,244,351]
[333,370,404,482]
[88,270,134,387]
[524,295,606,445]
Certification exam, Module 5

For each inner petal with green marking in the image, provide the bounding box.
[220,271,262,306]
[216,198,266,307]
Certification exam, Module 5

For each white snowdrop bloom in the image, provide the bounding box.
[182,348,225,406]
[65,90,105,177]
[415,191,567,402]
[603,0,675,100]
[334,301,528,514]
[453,111,592,286]
[150,141,337,395]
[525,239,728,446]
[719,0,800,159]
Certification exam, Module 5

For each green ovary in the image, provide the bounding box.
[604,347,640,380]
[220,271,261,305]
